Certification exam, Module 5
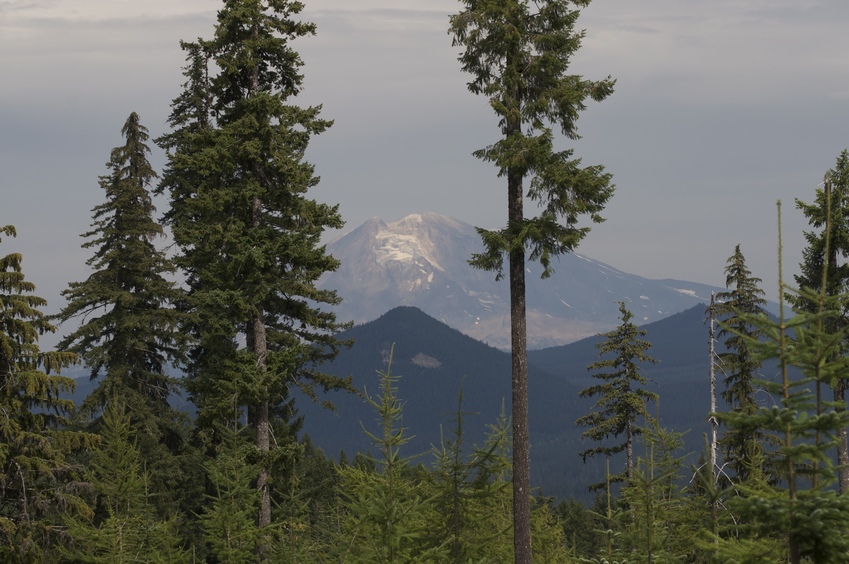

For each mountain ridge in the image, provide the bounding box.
[297,303,719,501]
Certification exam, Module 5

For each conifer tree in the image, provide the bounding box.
[576,302,658,485]
[713,245,769,482]
[60,400,188,563]
[715,202,849,563]
[427,397,513,563]
[617,420,696,561]
[0,226,96,562]
[336,353,445,562]
[449,2,614,559]
[54,113,189,475]
[199,404,273,563]
[157,0,352,533]
[790,149,849,493]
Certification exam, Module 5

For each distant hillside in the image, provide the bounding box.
[64,303,772,501]
[295,307,591,496]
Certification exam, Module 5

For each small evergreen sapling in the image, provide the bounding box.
[790,150,849,493]
[577,302,658,487]
[61,400,187,563]
[335,348,444,562]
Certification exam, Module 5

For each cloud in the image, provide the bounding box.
[3,0,849,349]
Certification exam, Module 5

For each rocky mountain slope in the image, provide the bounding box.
[320,213,724,348]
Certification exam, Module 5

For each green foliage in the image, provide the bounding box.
[55,112,186,413]
[54,113,191,506]
[60,400,188,563]
[714,245,771,482]
[792,149,849,308]
[426,398,513,562]
[0,226,97,562]
[554,498,599,559]
[714,253,849,561]
[198,403,273,563]
[577,302,658,486]
[336,350,446,562]
[790,149,849,493]
[271,436,341,561]
[449,0,615,278]
[158,0,351,431]
[616,422,703,562]
[158,0,353,537]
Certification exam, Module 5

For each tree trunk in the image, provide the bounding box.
[247,21,272,532]
[626,418,633,481]
[250,193,272,539]
[508,166,532,564]
[836,379,849,494]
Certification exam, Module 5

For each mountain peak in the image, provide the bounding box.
[322,213,724,349]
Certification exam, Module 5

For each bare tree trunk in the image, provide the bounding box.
[626,418,633,481]
[256,393,271,528]
[508,167,531,564]
[708,293,718,533]
[250,192,272,542]
[709,293,717,480]
[836,379,849,494]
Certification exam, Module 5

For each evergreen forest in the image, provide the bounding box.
[5,1,849,562]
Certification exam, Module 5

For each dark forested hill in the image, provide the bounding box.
[66,303,746,501]
[295,306,593,498]
[295,304,727,501]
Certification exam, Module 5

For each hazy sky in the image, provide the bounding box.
[3,0,849,348]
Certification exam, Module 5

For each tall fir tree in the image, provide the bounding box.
[54,113,189,478]
[789,149,849,493]
[448,2,614,559]
[576,302,658,486]
[713,245,769,482]
[0,226,97,562]
[157,0,351,533]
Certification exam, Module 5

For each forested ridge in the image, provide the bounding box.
[5,0,849,562]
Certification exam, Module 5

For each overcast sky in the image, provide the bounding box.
[3,0,849,348]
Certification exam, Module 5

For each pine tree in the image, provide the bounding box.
[790,149,849,493]
[0,226,96,562]
[617,420,697,561]
[427,396,513,563]
[449,3,615,559]
[157,0,352,533]
[54,113,189,484]
[576,302,658,486]
[199,404,273,564]
[335,351,445,562]
[714,202,849,563]
[713,245,769,482]
[60,400,188,563]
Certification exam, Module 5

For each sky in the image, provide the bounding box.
[3,0,849,349]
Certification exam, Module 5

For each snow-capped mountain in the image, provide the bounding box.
[320,213,721,348]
